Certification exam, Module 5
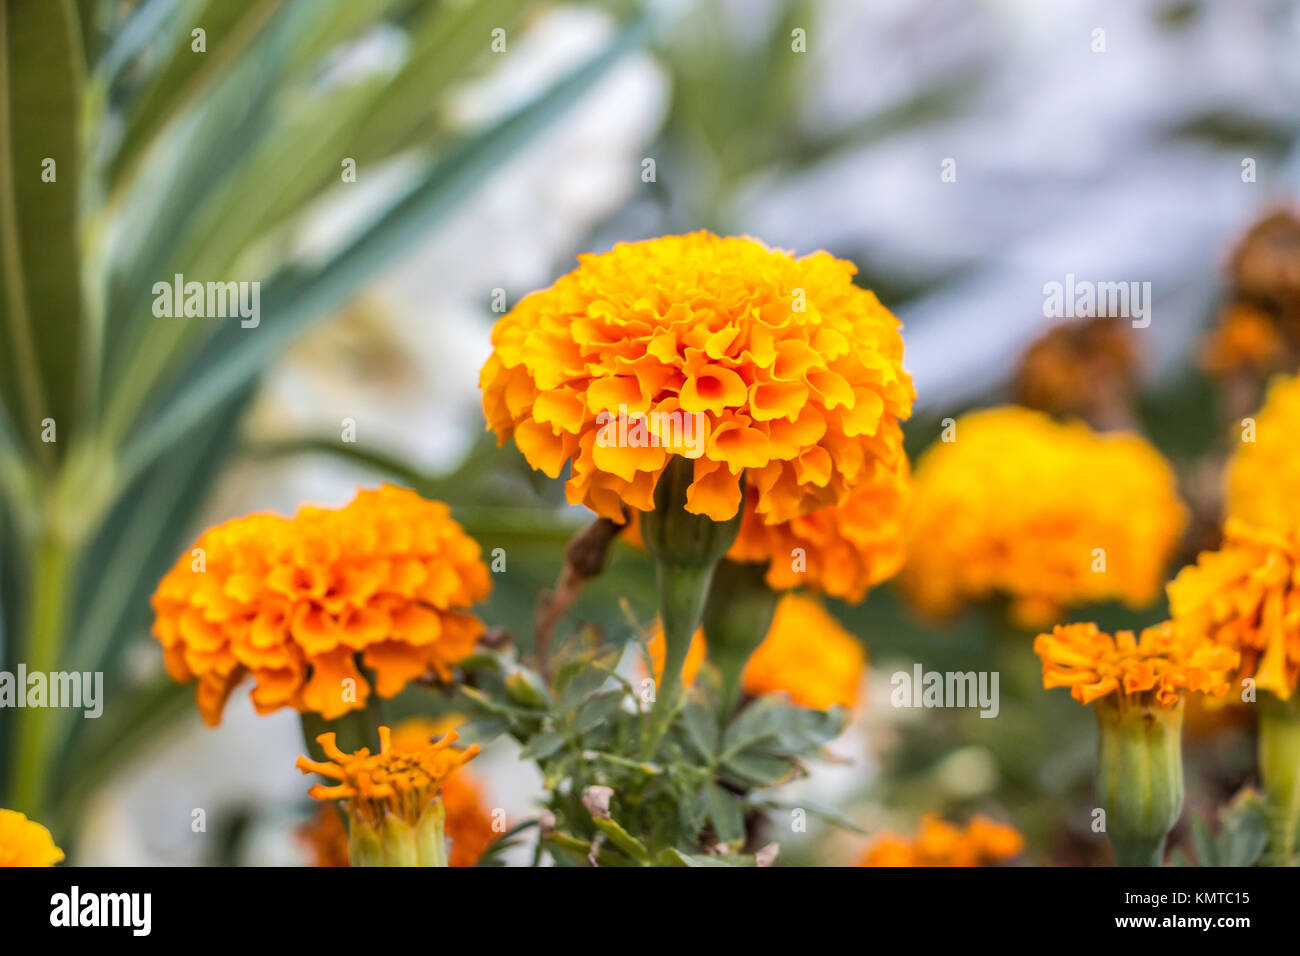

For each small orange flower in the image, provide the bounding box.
[858,814,1022,867]
[899,406,1187,628]
[647,593,865,710]
[1168,519,1300,700]
[391,717,500,867]
[1202,304,1287,376]
[296,725,479,830]
[298,805,350,868]
[1033,622,1238,708]
[0,809,64,867]
[151,485,491,725]
[480,232,914,526]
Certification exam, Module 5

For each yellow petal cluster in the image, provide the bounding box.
[1033,621,1238,708]
[648,593,865,710]
[1225,372,1300,529]
[1168,519,1300,699]
[858,814,1022,867]
[152,485,491,725]
[899,407,1187,627]
[480,232,913,525]
[0,809,64,867]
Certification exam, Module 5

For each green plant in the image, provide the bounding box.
[0,0,647,829]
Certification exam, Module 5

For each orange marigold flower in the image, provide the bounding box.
[391,717,500,867]
[0,809,64,867]
[899,407,1187,628]
[858,814,1022,867]
[297,725,479,830]
[1033,622,1238,708]
[648,593,865,710]
[1225,372,1300,530]
[1168,519,1300,699]
[480,232,914,525]
[151,485,491,726]
[298,805,350,867]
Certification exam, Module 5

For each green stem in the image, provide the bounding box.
[642,561,714,758]
[1259,691,1300,866]
[702,559,778,723]
[10,532,76,816]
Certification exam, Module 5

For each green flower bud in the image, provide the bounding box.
[1094,695,1185,867]
[1259,690,1300,866]
[702,559,778,719]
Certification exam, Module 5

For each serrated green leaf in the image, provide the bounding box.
[719,751,799,789]
[679,701,718,761]
[519,731,566,761]
[504,669,550,709]
[575,690,624,735]
[702,782,745,845]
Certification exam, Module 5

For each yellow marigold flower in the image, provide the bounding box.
[1033,622,1238,708]
[480,232,914,525]
[1225,373,1300,530]
[0,809,64,867]
[899,407,1187,628]
[858,814,1022,867]
[648,593,865,710]
[1168,519,1300,699]
[152,485,491,725]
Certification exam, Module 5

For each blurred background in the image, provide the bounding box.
[8,0,1299,864]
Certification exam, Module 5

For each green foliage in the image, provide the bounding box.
[453,633,848,866]
[1172,789,1269,868]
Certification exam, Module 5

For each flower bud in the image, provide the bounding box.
[1094,695,1185,866]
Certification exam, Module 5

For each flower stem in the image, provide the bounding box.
[9,531,76,816]
[642,561,714,757]
[1259,691,1300,866]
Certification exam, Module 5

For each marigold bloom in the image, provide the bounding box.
[858,814,1022,867]
[899,407,1187,627]
[480,232,914,525]
[1225,373,1300,530]
[152,485,491,725]
[648,593,865,709]
[298,725,478,821]
[1168,519,1300,699]
[0,809,64,867]
[1033,622,1238,708]
[391,717,500,867]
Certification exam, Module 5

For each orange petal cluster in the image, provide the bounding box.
[647,593,865,710]
[1168,519,1300,700]
[151,485,491,725]
[1033,622,1238,708]
[480,232,913,525]
[0,809,64,867]
[899,406,1187,628]
[296,726,479,830]
[858,814,1023,867]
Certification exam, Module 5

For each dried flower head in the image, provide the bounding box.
[152,485,491,725]
[1168,519,1300,700]
[0,809,64,867]
[480,232,913,525]
[1202,304,1288,377]
[1033,621,1238,708]
[898,406,1187,627]
[858,814,1022,867]
[1012,316,1138,427]
[648,593,865,710]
